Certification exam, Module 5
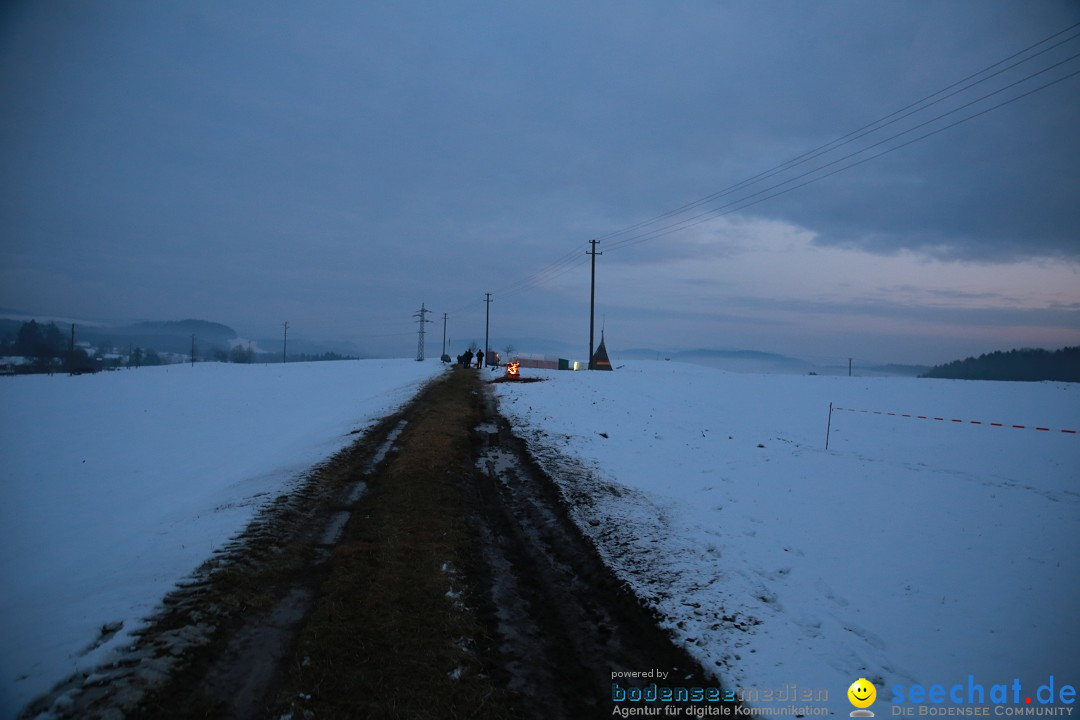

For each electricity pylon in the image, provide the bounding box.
[414,303,433,361]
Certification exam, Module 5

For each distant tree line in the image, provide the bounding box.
[0,320,176,374]
[921,346,1079,383]
[211,346,257,364]
[209,348,357,364]
[0,320,99,373]
[289,351,358,362]
[128,347,165,367]
[5,320,66,359]
[3,320,359,375]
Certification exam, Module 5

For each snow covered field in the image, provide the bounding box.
[2,359,1075,718]
[0,359,443,716]
[494,362,1079,717]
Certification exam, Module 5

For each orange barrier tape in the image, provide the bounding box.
[832,407,1077,435]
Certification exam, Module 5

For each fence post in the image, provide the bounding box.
[826,402,833,450]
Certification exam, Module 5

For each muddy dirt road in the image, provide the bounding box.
[26,367,726,719]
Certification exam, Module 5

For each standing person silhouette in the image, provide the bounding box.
[475,350,484,368]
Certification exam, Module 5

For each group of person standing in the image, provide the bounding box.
[457,349,484,368]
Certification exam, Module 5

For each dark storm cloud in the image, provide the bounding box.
[579,1,1080,262]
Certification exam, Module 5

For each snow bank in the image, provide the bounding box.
[494,362,1079,716]
[0,359,443,716]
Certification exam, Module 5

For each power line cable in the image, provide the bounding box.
[593,22,1080,245]
[603,50,1080,252]
[493,245,587,296]
[441,244,588,317]
[439,21,1080,311]
[655,31,1080,228]
[497,254,591,301]
[353,330,417,339]
[606,65,1080,253]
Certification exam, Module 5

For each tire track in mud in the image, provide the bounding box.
[469,383,723,718]
[24,367,732,719]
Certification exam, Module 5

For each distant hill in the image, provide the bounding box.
[0,313,104,343]
[0,318,26,342]
[617,348,928,377]
[252,335,369,359]
[123,319,237,337]
[620,347,813,373]
[84,319,238,355]
[0,314,374,362]
[922,346,1079,383]
[0,315,239,354]
[862,363,932,377]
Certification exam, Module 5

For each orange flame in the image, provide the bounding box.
[506,361,520,378]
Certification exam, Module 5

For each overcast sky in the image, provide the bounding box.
[2,1,1078,365]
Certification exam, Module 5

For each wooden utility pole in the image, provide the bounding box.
[441,313,448,361]
[587,239,601,369]
[483,293,493,367]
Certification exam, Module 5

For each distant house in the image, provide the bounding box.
[0,356,31,375]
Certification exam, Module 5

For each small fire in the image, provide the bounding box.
[505,361,520,379]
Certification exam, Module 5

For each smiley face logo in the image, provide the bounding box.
[848,678,877,713]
